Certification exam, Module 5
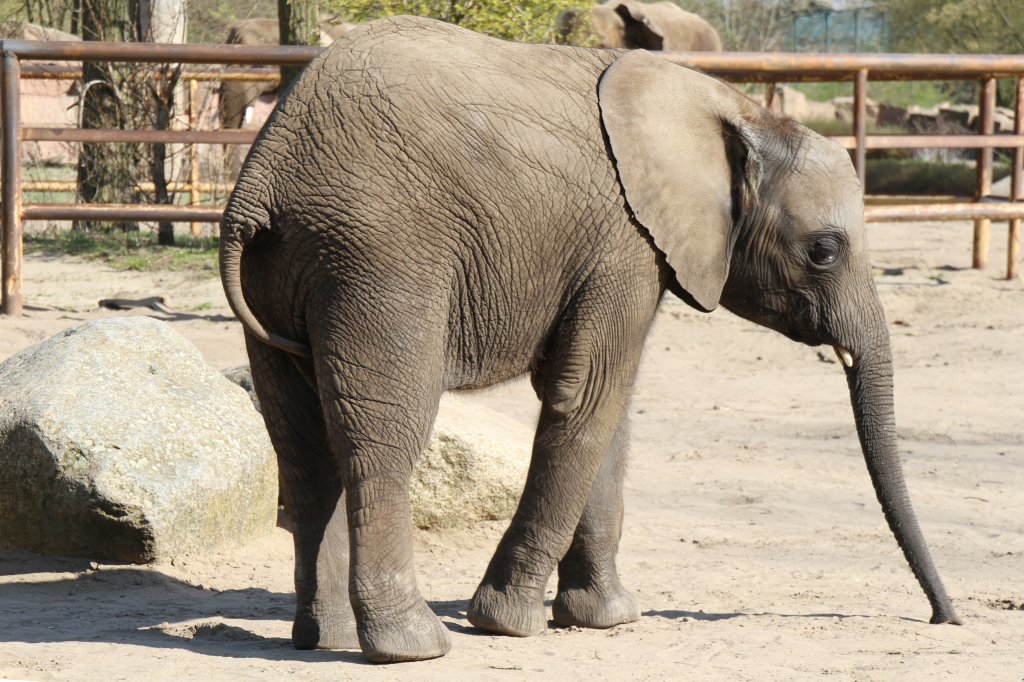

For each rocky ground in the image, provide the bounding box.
[0,219,1022,681]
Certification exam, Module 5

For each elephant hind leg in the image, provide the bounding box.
[552,413,640,629]
[246,337,358,651]
[311,315,452,663]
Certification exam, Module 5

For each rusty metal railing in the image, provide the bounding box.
[1,40,319,316]
[1,42,1023,317]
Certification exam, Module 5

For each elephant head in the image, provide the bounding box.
[591,0,722,51]
[600,50,959,624]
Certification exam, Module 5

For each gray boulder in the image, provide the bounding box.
[222,364,260,412]
[412,393,531,529]
[0,317,277,563]
[220,365,530,530]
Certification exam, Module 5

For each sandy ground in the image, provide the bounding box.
[0,220,1022,681]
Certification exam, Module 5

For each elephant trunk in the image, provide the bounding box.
[841,324,960,624]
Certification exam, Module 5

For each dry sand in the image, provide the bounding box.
[0,220,1022,680]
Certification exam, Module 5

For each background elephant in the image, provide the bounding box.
[217,15,356,177]
[218,16,356,129]
[590,0,722,51]
[220,16,958,664]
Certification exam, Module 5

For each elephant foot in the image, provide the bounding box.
[292,604,360,650]
[467,582,547,637]
[552,580,640,629]
[357,599,452,663]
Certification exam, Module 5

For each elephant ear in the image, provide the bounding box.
[599,49,761,312]
[590,3,626,48]
[614,2,665,51]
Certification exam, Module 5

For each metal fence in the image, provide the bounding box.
[1,40,1023,317]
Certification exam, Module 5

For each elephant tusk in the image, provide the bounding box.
[834,346,855,369]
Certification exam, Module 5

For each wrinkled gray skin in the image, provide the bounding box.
[220,16,959,664]
[591,0,722,52]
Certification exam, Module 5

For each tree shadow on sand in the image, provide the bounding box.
[643,609,926,624]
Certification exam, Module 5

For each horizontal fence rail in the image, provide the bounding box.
[0,39,321,64]
[1,41,1023,316]
[832,135,1024,149]
[22,203,226,222]
[21,127,257,144]
[662,51,1024,81]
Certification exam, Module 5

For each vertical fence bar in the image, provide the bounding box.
[853,68,868,188]
[1010,77,1024,280]
[1,51,23,317]
[188,77,201,237]
[974,77,996,270]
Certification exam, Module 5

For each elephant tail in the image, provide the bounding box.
[219,193,312,358]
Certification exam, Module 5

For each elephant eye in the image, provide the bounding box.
[808,237,840,269]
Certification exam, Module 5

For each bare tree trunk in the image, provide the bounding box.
[144,70,180,245]
[278,0,318,90]
[76,0,139,232]
[76,0,186,239]
[134,0,186,245]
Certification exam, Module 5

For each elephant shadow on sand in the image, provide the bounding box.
[0,549,800,660]
[1,549,900,663]
[0,550,360,663]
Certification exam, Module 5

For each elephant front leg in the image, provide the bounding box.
[468,331,645,637]
[552,409,638,626]
[552,413,640,629]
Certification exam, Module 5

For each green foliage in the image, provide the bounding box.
[874,0,1024,106]
[876,0,1024,55]
[25,230,220,274]
[867,81,951,110]
[0,0,22,26]
[188,0,278,43]
[0,0,75,33]
[326,0,581,43]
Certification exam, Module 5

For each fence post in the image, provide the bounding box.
[189,77,201,237]
[1,50,23,317]
[853,68,868,188]
[974,77,996,270]
[1010,76,1023,280]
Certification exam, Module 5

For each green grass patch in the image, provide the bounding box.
[799,118,908,138]
[865,158,1011,196]
[792,81,951,109]
[24,164,75,181]
[24,230,220,275]
[23,164,77,204]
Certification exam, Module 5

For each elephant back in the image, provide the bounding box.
[253,16,628,248]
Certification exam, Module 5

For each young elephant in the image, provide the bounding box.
[220,16,959,663]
